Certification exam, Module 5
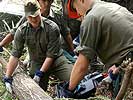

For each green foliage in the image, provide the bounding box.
[0,80,6,96]
[0,80,11,100]
[0,80,18,100]
[0,92,12,100]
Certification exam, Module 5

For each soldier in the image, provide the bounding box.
[60,0,133,98]
[3,0,73,93]
[38,0,76,63]
[0,0,75,64]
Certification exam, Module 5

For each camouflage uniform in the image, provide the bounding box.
[12,17,73,90]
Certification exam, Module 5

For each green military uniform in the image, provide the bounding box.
[67,18,81,39]
[47,9,70,40]
[46,9,76,63]
[10,9,76,63]
[11,10,70,48]
[76,0,133,67]
[12,17,73,90]
[62,0,104,71]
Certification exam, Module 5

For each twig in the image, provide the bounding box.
[2,20,11,31]
[3,47,11,55]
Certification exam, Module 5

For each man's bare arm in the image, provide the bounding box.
[65,33,74,51]
[6,56,19,78]
[69,53,89,90]
[0,33,14,47]
[40,57,54,72]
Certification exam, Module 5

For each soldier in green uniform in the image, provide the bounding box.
[38,0,76,63]
[62,0,104,72]
[3,0,73,93]
[59,0,133,97]
[0,0,76,64]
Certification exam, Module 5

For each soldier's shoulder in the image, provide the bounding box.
[18,21,28,31]
[42,17,59,29]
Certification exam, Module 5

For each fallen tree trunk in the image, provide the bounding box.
[0,56,53,100]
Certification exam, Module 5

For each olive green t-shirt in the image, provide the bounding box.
[12,17,63,63]
[76,0,133,66]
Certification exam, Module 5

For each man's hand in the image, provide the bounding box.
[102,69,119,83]
[56,82,75,98]
[0,46,3,52]
[3,76,13,94]
[33,70,44,84]
[56,81,87,98]
[108,65,120,74]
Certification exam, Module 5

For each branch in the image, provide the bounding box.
[116,62,133,100]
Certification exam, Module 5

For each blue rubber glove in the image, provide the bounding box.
[69,51,75,57]
[0,46,3,52]
[3,76,13,94]
[33,70,44,84]
[109,70,118,80]
[56,82,75,98]
[102,70,118,83]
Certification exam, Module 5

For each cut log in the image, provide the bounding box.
[0,56,53,100]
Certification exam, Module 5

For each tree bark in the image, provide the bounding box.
[0,56,53,100]
[115,62,133,100]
